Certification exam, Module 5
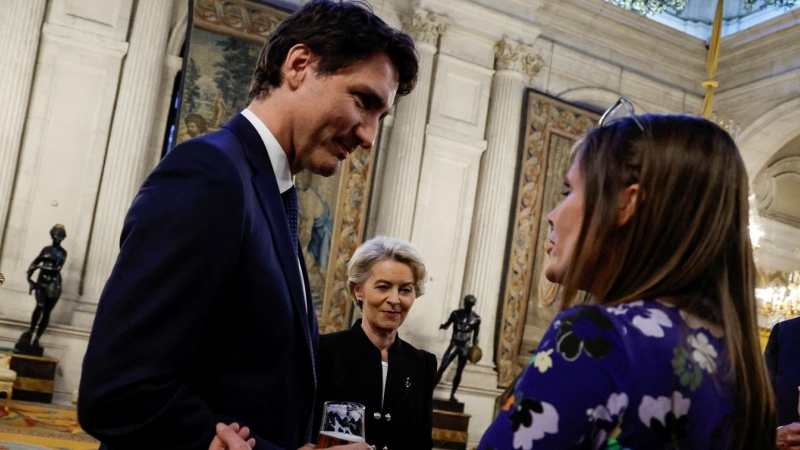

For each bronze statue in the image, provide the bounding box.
[435,294,481,402]
[18,224,67,353]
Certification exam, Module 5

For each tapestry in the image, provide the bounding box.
[176,0,378,329]
[496,90,599,387]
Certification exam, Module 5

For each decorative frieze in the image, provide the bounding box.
[194,0,288,43]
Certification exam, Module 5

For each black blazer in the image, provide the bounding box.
[314,320,436,449]
[79,114,318,450]
[766,316,800,426]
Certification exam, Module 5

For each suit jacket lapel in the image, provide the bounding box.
[223,113,314,357]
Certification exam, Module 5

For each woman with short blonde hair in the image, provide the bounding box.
[314,236,436,450]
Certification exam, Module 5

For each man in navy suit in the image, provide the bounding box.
[766,316,800,450]
[77,1,418,449]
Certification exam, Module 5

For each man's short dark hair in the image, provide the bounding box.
[247,0,418,105]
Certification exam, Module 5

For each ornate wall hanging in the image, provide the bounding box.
[496,90,598,387]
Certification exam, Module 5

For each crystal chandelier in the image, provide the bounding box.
[603,0,688,15]
[757,271,800,327]
[744,0,799,11]
[711,113,741,141]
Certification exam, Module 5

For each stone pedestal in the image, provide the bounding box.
[14,331,43,357]
[433,398,464,413]
[432,408,470,450]
[10,353,58,403]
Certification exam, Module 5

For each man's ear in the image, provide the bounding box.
[281,44,313,90]
[617,183,640,226]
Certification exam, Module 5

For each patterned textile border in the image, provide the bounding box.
[319,147,376,333]
[187,0,375,333]
[194,0,288,43]
[496,90,598,387]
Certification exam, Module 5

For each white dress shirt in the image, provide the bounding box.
[241,108,308,314]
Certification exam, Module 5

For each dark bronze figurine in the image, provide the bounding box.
[435,294,481,402]
[18,224,67,353]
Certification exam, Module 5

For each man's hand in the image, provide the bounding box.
[776,422,800,450]
[439,324,447,330]
[210,423,255,450]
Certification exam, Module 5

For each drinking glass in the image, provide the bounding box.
[316,401,366,448]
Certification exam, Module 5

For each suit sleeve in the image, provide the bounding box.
[765,322,781,394]
[418,351,437,449]
[77,142,278,450]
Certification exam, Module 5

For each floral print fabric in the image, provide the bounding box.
[479,300,733,449]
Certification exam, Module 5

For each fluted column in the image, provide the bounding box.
[145,0,189,175]
[81,0,173,304]
[374,9,448,240]
[0,0,46,251]
[462,38,542,365]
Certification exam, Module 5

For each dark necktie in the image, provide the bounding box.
[281,185,299,256]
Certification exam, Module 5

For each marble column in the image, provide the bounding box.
[145,0,189,174]
[145,55,183,174]
[0,0,46,251]
[462,38,542,365]
[80,0,173,309]
[374,8,448,240]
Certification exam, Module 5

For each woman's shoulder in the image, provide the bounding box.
[560,299,716,337]
[320,328,352,341]
[548,299,725,365]
[397,336,435,360]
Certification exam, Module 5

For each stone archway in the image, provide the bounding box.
[738,96,800,181]
[557,87,624,114]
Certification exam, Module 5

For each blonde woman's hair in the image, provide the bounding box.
[560,114,775,449]
[347,236,427,300]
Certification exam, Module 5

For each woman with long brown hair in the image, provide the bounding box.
[478,101,775,449]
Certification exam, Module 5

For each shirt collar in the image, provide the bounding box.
[241,108,293,193]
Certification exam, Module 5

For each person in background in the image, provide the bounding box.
[478,103,775,449]
[312,236,436,450]
[765,316,800,450]
[77,0,417,448]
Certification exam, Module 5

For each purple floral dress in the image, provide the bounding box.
[479,300,733,449]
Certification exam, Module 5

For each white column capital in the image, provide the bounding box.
[494,38,543,79]
[403,8,450,47]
